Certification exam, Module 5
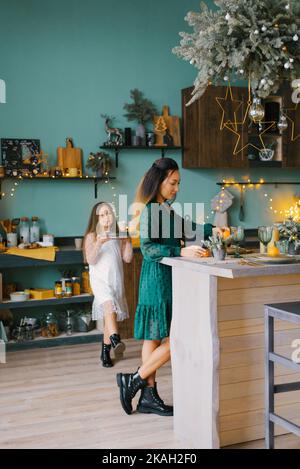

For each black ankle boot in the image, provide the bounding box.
[109,333,126,359]
[116,370,147,415]
[100,342,113,368]
[137,383,173,416]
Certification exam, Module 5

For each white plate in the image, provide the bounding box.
[249,254,297,264]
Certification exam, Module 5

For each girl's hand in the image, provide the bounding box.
[122,236,132,244]
[180,245,208,258]
[96,233,110,245]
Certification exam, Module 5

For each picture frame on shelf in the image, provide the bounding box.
[1,138,41,176]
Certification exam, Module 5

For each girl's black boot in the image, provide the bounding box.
[109,333,126,359]
[100,342,113,368]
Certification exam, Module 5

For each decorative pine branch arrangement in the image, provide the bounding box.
[173,0,300,104]
[123,89,157,126]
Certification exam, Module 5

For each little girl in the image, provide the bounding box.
[83,202,133,367]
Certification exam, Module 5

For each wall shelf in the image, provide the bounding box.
[217,181,300,187]
[6,329,102,351]
[248,161,282,168]
[0,293,93,310]
[0,175,116,199]
[99,145,182,168]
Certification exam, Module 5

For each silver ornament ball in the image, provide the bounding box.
[277,114,288,132]
[249,97,265,123]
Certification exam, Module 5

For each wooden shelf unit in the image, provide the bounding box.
[182,84,300,168]
[100,145,182,168]
[0,293,93,310]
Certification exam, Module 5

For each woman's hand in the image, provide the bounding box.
[180,245,208,258]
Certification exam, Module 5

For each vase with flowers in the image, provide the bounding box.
[278,216,300,255]
[203,232,232,261]
[86,151,112,178]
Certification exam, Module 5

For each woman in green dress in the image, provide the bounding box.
[117,158,212,416]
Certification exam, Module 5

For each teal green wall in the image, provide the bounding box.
[1,0,300,235]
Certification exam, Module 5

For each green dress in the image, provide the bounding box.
[134,202,212,340]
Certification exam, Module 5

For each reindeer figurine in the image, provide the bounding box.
[101,114,123,146]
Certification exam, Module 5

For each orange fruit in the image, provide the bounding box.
[267,245,280,257]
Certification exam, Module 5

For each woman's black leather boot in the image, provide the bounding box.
[109,333,126,359]
[116,370,147,415]
[100,342,113,368]
[136,383,173,416]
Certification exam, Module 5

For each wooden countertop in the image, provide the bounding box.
[161,255,300,279]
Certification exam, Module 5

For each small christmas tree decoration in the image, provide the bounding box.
[154,117,167,133]
[153,106,181,147]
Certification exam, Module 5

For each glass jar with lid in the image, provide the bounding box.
[82,266,93,294]
[44,312,59,337]
[54,280,63,298]
[19,217,30,243]
[71,277,81,296]
[30,216,40,243]
[65,280,73,297]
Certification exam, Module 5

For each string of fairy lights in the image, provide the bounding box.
[205,178,300,222]
[3,174,299,224]
[0,172,117,200]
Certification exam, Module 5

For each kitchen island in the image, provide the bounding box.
[161,256,300,448]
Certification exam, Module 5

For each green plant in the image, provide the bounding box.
[203,233,232,250]
[86,152,112,173]
[278,216,300,246]
[123,89,158,125]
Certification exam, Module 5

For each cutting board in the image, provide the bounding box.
[57,138,83,176]
[153,106,181,147]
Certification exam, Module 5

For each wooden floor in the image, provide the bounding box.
[0,339,299,449]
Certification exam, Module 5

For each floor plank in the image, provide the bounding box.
[0,339,299,449]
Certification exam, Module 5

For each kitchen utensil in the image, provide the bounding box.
[239,186,245,221]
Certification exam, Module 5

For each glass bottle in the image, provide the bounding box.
[66,310,73,336]
[19,217,30,243]
[71,277,81,296]
[54,280,63,298]
[30,216,40,243]
[65,280,73,297]
[82,266,93,294]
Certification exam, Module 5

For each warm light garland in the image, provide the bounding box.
[206,178,300,222]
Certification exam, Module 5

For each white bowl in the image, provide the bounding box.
[24,317,38,326]
[10,291,29,302]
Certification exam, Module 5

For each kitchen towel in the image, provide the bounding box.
[4,246,57,262]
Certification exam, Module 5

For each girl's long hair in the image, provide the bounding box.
[134,157,179,206]
[83,202,118,261]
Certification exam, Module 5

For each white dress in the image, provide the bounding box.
[87,236,130,321]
